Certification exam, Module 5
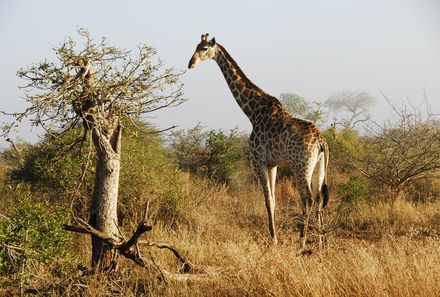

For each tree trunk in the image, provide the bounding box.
[89,122,122,270]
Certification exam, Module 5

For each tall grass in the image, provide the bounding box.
[2,167,440,296]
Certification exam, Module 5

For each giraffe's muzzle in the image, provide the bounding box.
[188,57,196,69]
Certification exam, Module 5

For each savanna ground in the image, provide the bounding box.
[1,117,440,297]
[1,166,440,296]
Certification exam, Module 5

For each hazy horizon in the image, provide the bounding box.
[1,0,439,147]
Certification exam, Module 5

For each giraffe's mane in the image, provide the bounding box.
[216,43,268,95]
[216,42,287,115]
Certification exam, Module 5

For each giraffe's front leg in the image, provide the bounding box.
[255,164,277,245]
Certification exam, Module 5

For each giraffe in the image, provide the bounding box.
[188,34,329,249]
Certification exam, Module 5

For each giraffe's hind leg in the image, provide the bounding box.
[315,154,326,249]
[298,180,313,250]
[316,203,324,250]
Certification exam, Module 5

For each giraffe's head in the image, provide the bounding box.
[188,33,217,69]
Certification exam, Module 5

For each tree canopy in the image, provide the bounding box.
[326,91,375,129]
[4,28,184,141]
[279,92,326,125]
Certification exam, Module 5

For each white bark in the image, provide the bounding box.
[89,123,122,269]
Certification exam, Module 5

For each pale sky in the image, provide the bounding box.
[1,0,439,146]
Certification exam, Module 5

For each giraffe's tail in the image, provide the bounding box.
[319,142,330,208]
[322,183,330,208]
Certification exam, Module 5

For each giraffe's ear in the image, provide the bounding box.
[210,37,216,45]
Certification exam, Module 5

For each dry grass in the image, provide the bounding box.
[336,199,440,238]
[2,179,440,296]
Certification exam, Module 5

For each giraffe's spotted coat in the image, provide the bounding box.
[189,34,329,248]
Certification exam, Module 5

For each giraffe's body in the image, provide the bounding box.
[189,34,329,248]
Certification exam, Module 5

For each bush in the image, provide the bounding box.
[118,124,189,223]
[0,196,73,274]
[204,130,249,188]
[323,127,363,173]
[404,176,440,204]
[337,101,440,203]
[170,127,251,189]
[338,177,370,211]
[8,127,94,199]
[6,121,189,225]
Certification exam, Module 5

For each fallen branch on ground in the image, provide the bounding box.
[63,202,209,281]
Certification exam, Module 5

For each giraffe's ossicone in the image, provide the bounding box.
[188,33,329,250]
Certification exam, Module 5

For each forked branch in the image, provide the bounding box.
[63,202,199,277]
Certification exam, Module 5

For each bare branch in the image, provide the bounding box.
[5,138,22,156]
[64,207,201,276]
[142,241,196,273]
[127,116,177,135]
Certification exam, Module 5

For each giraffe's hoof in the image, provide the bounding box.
[268,238,278,247]
[297,249,313,256]
[302,249,313,256]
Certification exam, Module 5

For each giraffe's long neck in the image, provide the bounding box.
[214,44,275,125]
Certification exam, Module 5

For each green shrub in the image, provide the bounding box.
[0,197,73,274]
[323,127,363,173]
[6,121,190,224]
[8,127,94,199]
[118,124,189,223]
[338,177,370,211]
[204,130,249,188]
[170,128,251,189]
